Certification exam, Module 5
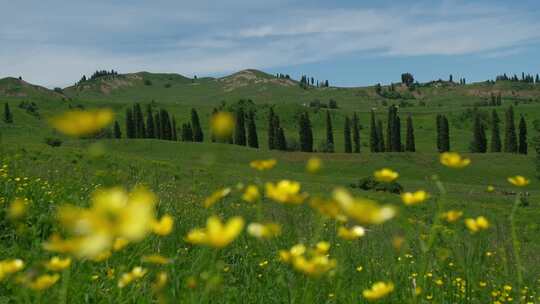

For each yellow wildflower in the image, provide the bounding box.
[113,238,129,251]
[310,197,347,222]
[8,198,28,219]
[465,216,489,233]
[0,259,24,281]
[210,111,234,139]
[374,168,399,182]
[507,175,530,187]
[185,216,244,248]
[440,152,470,168]
[280,243,336,276]
[363,281,395,300]
[242,185,260,203]
[203,188,231,208]
[247,222,281,239]
[337,226,366,240]
[265,180,308,204]
[401,190,429,206]
[152,215,174,236]
[50,109,114,136]
[250,159,277,171]
[27,274,60,291]
[333,188,395,225]
[118,266,147,288]
[306,157,322,173]
[152,271,168,291]
[142,254,172,265]
[44,257,71,272]
[441,210,463,223]
[486,185,495,192]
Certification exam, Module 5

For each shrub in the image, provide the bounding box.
[350,176,403,194]
[45,137,62,147]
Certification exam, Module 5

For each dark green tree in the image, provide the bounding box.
[377,119,385,152]
[277,127,287,151]
[352,112,360,153]
[325,110,334,153]
[405,114,415,152]
[518,115,528,154]
[299,112,313,152]
[370,110,379,152]
[504,106,518,153]
[470,113,487,153]
[160,109,172,140]
[191,109,204,142]
[154,112,162,139]
[490,110,501,152]
[171,117,178,141]
[386,106,396,151]
[113,121,122,139]
[234,107,246,146]
[441,116,450,152]
[145,105,155,138]
[181,123,193,141]
[125,108,135,138]
[133,103,145,138]
[268,108,276,149]
[394,115,402,152]
[344,116,352,153]
[247,110,259,148]
[3,103,13,123]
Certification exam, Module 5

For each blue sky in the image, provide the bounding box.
[2,0,540,88]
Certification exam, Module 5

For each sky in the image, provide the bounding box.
[2,0,540,88]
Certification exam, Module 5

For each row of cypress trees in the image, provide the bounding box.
[369,106,416,152]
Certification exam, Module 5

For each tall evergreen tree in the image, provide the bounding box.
[325,110,334,152]
[268,108,276,149]
[370,110,379,152]
[277,127,287,151]
[191,109,204,142]
[436,115,442,152]
[394,115,402,152]
[504,106,518,153]
[171,117,178,141]
[160,109,172,140]
[234,107,246,146]
[518,115,528,154]
[352,112,360,153]
[440,116,450,152]
[490,110,502,152]
[386,106,396,152]
[247,110,259,148]
[113,121,122,139]
[145,105,155,138]
[299,112,313,152]
[181,123,194,141]
[470,113,487,153]
[133,103,145,138]
[377,120,385,152]
[405,115,415,152]
[125,108,135,139]
[154,112,162,139]
[344,116,352,153]
[3,103,13,123]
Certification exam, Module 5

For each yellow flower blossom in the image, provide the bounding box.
[203,188,231,208]
[113,238,129,251]
[210,111,235,139]
[507,175,530,187]
[465,216,489,233]
[309,197,347,222]
[363,281,395,300]
[337,226,366,240]
[152,215,174,236]
[333,188,395,225]
[247,222,281,239]
[118,266,147,288]
[486,185,495,192]
[374,168,399,182]
[142,254,172,265]
[44,257,71,272]
[27,274,60,291]
[441,210,463,223]
[265,180,308,204]
[280,243,336,276]
[306,157,322,173]
[242,185,260,203]
[250,159,277,171]
[8,198,28,219]
[0,259,24,281]
[440,152,470,168]
[50,109,114,136]
[186,216,244,248]
[152,271,168,291]
[401,190,429,206]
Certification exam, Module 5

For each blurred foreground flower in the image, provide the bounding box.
[247,222,281,239]
[8,198,28,219]
[0,259,24,281]
[242,185,260,203]
[265,180,308,204]
[374,168,399,182]
[210,112,234,139]
[152,215,174,236]
[440,152,470,168]
[363,281,395,301]
[441,210,463,223]
[279,242,336,276]
[486,185,495,192]
[44,257,71,272]
[465,216,489,233]
[50,109,114,136]
[507,175,529,187]
[401,190,429,206]
[310,197,347,222]
[118,266,147,288]
[333,188,395,225]
[337,226,366,240]
[250,159,277,171]
[306,157,322,173]
[186,216,244,248]
[27,274,60,291]
[204,188,231,208]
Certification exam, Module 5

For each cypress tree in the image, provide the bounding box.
[113,121,122,139]
[344,116,352,153]
[386,106,395,152]
[436,115,442,152]
[441,116,450,152]
[3,103,13,123]
[234,107,246,146]
[191,108,204,142]
[405,114,415,152]
[247,110,259,148]
[268,108,276,149]
[171,117,178,141]
[504,106,518,153]
[145,105,155,138]
[154,112,162,139]
[160,109,172,140]
[370,110,378,152]
[377,119,385,152]
[125,108,135,138]
[471,113,487,153]
[133,103,145,138]
[325,110,334,152]
[299,112,313,152]
[518,115,527,154]
[181,123,194,141]
[490,110,502,152]
[352,112,360,153]
[277,127,287,151]
[272,114,281,149]
[394,115,402,152]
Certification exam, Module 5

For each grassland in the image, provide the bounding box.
[0,71,539,303]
